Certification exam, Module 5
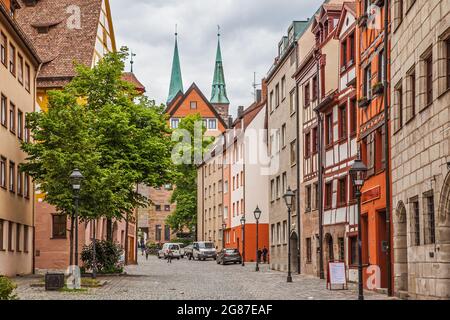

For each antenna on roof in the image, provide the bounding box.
[252,72,262,102]
[175,24,178,37]
[130,50,137,73]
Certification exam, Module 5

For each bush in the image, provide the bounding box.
[81,240,124,274]
[0,276,17,300]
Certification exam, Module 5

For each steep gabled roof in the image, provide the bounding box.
[15,0,115,88]
[167,82,228,129]
[167,33,184,104]
[334,2,357,39]
[122,72,146,94]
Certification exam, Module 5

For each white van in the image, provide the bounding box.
[158,243,182,259]
[193,242,217,261]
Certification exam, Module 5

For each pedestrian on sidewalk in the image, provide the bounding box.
[257,249,262,264]
[262,247,268,264]
[167,248,173,264]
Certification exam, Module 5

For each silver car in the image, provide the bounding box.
[192,242,217,261]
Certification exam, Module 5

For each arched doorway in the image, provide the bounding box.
[394,201,408,292]
[325,233,334,263]
[290,231,299,272]
[438,172,450,245]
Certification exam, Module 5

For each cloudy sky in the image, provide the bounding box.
[110,0,324,116]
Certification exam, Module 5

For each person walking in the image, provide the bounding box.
[262,247,268,264]
[167,247,173,264]
[257,249,262,264]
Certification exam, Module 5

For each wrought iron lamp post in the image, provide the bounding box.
[70,169,84,267]
[283,187,295,283]
[240,215,246,267]
[222,222,226,249]
[253,206,262,272]
[349,158,368,301]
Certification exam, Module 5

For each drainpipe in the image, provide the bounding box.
[294,41,301,274]
[383,0,393,297]
[315,51,325,280]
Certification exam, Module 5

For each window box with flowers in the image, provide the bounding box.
[372,82,384,96]
[358,97,371,108]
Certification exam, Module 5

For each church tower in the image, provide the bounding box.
[167,29,184,105]
[210,28,230,121]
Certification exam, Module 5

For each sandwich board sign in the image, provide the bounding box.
[327,262,348,290]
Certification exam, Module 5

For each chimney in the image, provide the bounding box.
[256,89,262,103]
[228,115,233,128]
[238,106,244,118]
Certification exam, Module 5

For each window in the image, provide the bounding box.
[236,202,240,216]
[271,224,275,245]
[305,185,312,212]
[338,105,347,140]
[16,224,21,252]
[395,0,404,28]
[325,181,332,209]
[313,183,319,210]
[306,238,312,263]
[1,95,6,127]
[0,157,6,188]
[446,38,450,90]
[363,133,375,177]
[282,221,287,244]
[341,39,347,68]
[17,169,22,196]
[350,236,358,266]
[424,194,435,245]
[364,64,372,98]
[52,214,67,239]
[349,98,357,136]
[17,110,23,140]
[282,172,287,195]
[270,91,274,112]
[281,76,286,100]
[232,203,236,217]
[164,205,171,211]
[9,102,15,134]
[406,68,416,121]
[281,124,286,148]
[325,113,333,146]
[395,82,403,131]
[24,225,29,252]
[276,223,281,244]
[290,140,296,166]
[304,83,310,107]
[412,199,420,246]
[9,44,15,75]
[378,50,385,82]
[9,161,15,192]
[276,176,281,199]
[155,205,162,211]
[208,119,217,130]
[155,225,161,241]
[338,238,345,261]
[18,54,23,84]
[25,63,30,92]
[24,173,29,198]
[164,225,171,241]
[0,32,6,66]
[425,53,433,106]
[349,33,355,64]
[290,89,296,114]
[271,179,275,201]
[312,76,318,101]
[8,222,13,251]
[305,132,311,158]
[275,84,280,107]
[312,127,318,154]
[224,180,228,194]
[0,220,3,250]
[170,118,179,129]
[338,177,347,206]
[190,101,197,109]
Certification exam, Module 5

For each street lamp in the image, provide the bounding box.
[70,169,84,267]
[283,187,295,283]
[222,222,226,250]
[253,206,262,272]
[240,215,246,267]
[349,157,368,301]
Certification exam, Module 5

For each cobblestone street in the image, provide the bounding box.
[15,256,392,300]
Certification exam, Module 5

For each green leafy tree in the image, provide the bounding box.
[166,114,213,234]
[21,48,175,257]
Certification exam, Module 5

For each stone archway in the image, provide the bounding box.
[290,231,299,272]
[394,201,408,292]
[438,172,450,245]
[324,233,334,263]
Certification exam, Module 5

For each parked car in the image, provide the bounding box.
[216,249,242,265]
[192,241,217,261]
[158,243,182,259]
[173,243,187,258]
[184,244,194,260]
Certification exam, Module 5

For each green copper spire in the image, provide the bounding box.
[210,27,230,105]
[167,29,184,104]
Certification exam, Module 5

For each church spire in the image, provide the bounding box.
[210,26,230,105]
[167,26,184,105]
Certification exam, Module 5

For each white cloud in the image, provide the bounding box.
[110,0,324,116]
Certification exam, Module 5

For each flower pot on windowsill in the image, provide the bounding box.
[372,82,384,96]
[358,97,371,108]
[358,14,368,28]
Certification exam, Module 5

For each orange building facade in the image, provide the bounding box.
[356,0,393,291]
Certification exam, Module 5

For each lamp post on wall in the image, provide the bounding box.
[222,222,226,250]
[253,206,262,272]
[70,169,84,267]
[240,215,246,267]
[283,187,295,283]
[349,157,368,301]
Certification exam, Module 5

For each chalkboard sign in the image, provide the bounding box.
[326,262,348,290]
[45,273,65,291]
